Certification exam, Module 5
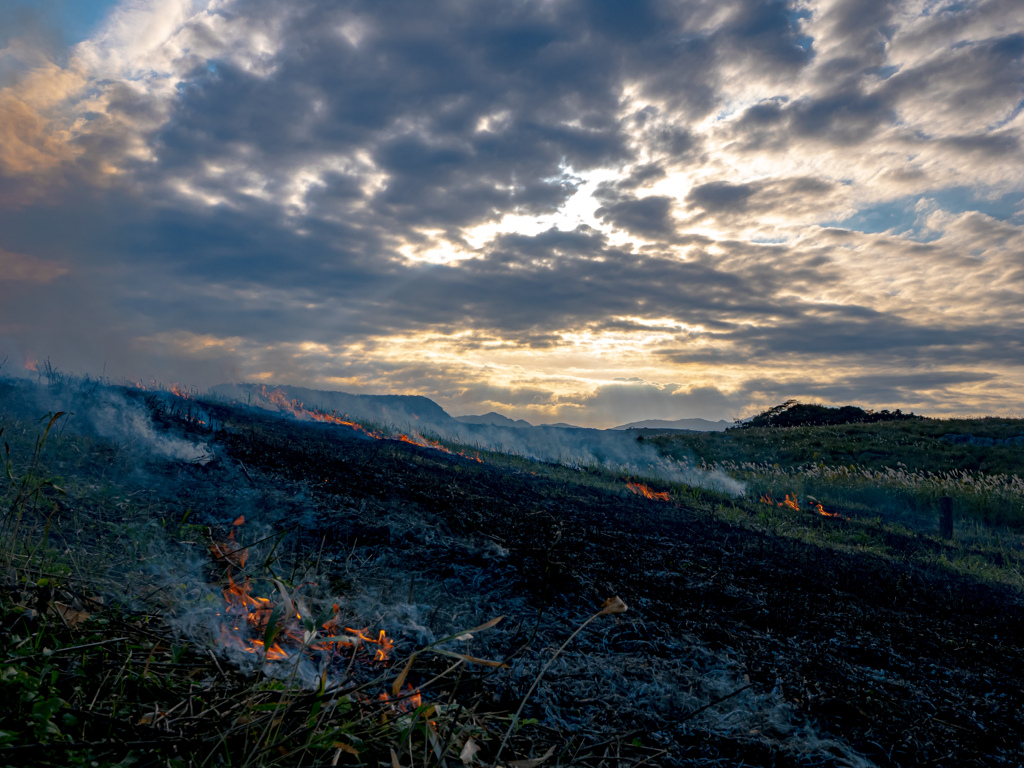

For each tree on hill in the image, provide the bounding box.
[737,400,917,429]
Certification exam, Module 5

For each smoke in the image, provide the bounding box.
[16,374,212,463]
[217,382,746,496]
[439,422,747,495]
[84,388,212,462]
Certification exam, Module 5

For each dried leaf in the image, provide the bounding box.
[233,515,245,526]
[333,741,360,755]
[272,578,296,621]
[52,602,90,627]
[460,738,481,764]
[391,748,401,768]
[432,615,505,647]
[432,648,507,667]
[599,596,628,615]
[466,615,504,633]
[392,652,418,696]
[509,745,556,768]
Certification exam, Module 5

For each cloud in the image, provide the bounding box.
[0,0,1022,425]
[0,58,85,180]
[573,381,739,426]
[594,192,676,237]
[0,248,66,282]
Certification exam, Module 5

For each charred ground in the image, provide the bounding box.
[1,378,1023,767]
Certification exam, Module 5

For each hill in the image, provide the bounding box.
[211,382,455,426]
[738,399,918,429]
[1,375,1022,767]
[454,411,534,428]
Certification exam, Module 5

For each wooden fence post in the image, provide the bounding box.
[939,496,954,539]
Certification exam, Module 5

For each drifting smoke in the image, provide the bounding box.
[215,383,746,496]
[83,389,211,463]
[22,377,213,463]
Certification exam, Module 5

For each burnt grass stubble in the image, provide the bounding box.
[4,387,1023,767]
[200,401,1024,767]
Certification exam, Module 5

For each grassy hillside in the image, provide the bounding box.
[648,415,1024,530]
[2,379,1023,767]
[652,416,1024,474]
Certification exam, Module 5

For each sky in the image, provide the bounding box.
[0,0,1023,427]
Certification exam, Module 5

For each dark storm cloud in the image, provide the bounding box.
[732,371,996,412]
[814,0,896,73]
[594,193,676,236]
[729,87,896,150]
[715,0,815,69]
[687,181,758,213]
[941,132,1021,157]
[720,307,1024,367]
[730,9,1024,156]
[685,176,837,220]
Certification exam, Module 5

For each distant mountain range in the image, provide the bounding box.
[213,383,730,433]
[454,412,580,429]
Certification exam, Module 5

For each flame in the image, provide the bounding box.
[342,627,395,662]
[626,482,671,502]
[171,383,193,399]
[780,494,800,511]
[366,686,423,716]
[811,501,844,519]
[760,493,845,519]
[24,356,38,372]
[211,520,402,678]
[217,566,398,664]
[257,387,483,463]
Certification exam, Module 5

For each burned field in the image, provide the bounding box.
[1,380,1023,767]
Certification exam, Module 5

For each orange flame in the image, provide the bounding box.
[811,501,844,519]
[257,387,483,463]
[367,686,423,716]
[780,494,801,511]
[210,525,249,568]
[210,520,403,674]
[24,356,38,372]
[627,482,671,502]
[760,493,844,519]
[171,384,193,399]
[217,567,400,664]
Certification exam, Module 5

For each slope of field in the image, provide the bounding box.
[1,378,1022,767]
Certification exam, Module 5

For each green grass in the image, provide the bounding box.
[652,417,1024,475]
